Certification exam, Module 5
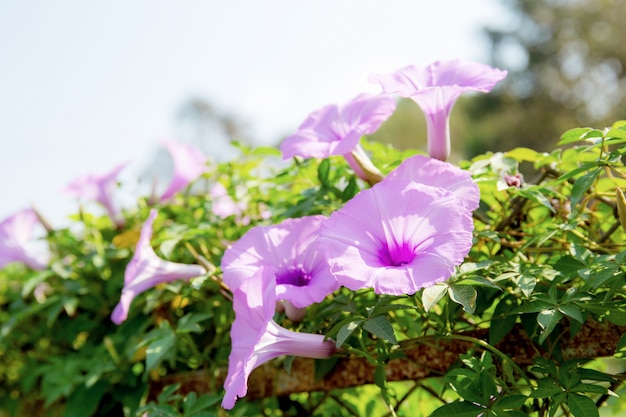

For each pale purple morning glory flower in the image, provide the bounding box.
[111,209,205,324]
[210,182,245,219]
[385,154,480,211]
[0,208,50,270]
[319,180,474,295]
[63,162,127,223]
[222,266,335,409]
[160,139,208,201]
[221,215,338,308]
[279,93,396,182]
[370,59,507,161]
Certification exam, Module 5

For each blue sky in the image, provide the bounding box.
[0,0,510,226]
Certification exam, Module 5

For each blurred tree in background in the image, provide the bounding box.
[372,0,626,158]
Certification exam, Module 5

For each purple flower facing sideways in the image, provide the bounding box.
[160,139,208,201]
[222,266,335,409]
[370,60,507,161]
[280,93,396,181]
[0,208,49,270]
[385,154,480,211]
[63,162,127,223]
[221,215,338,308]
[319,179,474,296]
[111,209,205,324]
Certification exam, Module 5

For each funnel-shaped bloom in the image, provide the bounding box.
[222,215,338,308]
[280,93,395,181]
[386,154,480,211]
[222,267,335,409]
[0,208,49,270]
[319,179,473,295]
[161,140,208,201]
[64,162,127,223]
[370,60,507,161]
[111,209,205,324]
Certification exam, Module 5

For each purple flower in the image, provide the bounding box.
[370,60,507,161]
[64,162,127,223]
[160,140,208,201]
[280,93,396,181]
[385,154,480,211]
[222,266,335,409]
[111,209,205,324]
[319,180,474,295]
[0,208,49,270]
[210,182,245,219]
[504,173,524,188]
[222,215,338,308]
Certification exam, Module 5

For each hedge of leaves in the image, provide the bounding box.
[2,60,626,417]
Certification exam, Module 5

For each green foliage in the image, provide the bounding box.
[2,122,626,416]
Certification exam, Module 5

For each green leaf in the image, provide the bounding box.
[558,304,583,323]
[342,176,359,201]
[495,394,527,410]
[422,284,448,312]
[140,404,179,417]
[506,147,544,162]
[317,158,331,187]
[515,300,555,314]
[183,393,221,415]
[571,168,600,206]
[530,379,563,398]
[448,284,477,313]
[362,315,397,344]
[250,146,281,157]
[513,273,537,298]
[62,381,108,417]
[570,382,608,395]
[537,309,563,344]
[567,393,599,417]
[605,127,626,142]
[490,296,518,345]
[336,320,363,348]
[517,188,556,213]
[21,270,53,298]
[157,383,182,403]
[159,238,181,259]
[459,276,501,290]
[146,324,177,371]
[428,401,486,417]
[177,313,212,334]
[557,162,601,183]
[558,127,595,145]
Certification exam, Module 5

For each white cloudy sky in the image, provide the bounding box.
[0,0,511,226]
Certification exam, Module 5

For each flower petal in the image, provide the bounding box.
[320,181,473,295]
[111,209,205,324]
[161,140,208,201]
[385,154,480,211]
[221,215,338,307]
[280,93,396,160]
